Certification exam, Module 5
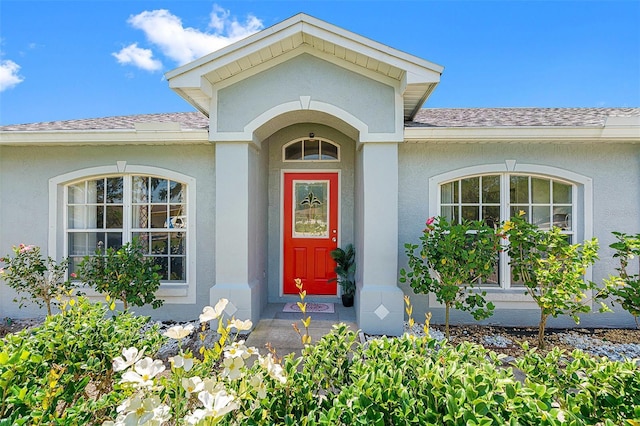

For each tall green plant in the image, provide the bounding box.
[601,232,640,327]
[400,217,500,338]
[0,244,74,316]
[77,239,163,311]
[329,244,356,297]
[504,212,604,348]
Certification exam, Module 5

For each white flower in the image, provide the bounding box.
[164,324,194,339]
[114,394,168,425]
[228,318,252,331]
[120,357,166,387]
[259,354,287,384]
[222,356,244,380]
[113,347,145,372]
[182,376,205,396]
[200,298,228,323]
[249,373,267,399]
[169,354,194,372]
[224,341,247,359]
[200,389,239,418]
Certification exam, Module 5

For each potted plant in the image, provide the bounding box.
[330,244,356,307]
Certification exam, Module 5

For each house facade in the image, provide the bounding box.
[1,14,639,335]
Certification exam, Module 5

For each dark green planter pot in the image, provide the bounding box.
[341,294,354,307]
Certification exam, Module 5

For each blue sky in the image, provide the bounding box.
[1,1,638,125]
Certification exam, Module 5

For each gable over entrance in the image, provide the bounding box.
[166,13,443,143]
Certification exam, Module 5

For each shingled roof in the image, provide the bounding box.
[408,108,640,128]
[1,108,638,132]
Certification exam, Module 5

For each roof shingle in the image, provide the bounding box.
[1,108,638,132]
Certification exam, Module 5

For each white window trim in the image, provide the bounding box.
[282,137,341,162]
[427,161,593,308]
[49,163,197,304]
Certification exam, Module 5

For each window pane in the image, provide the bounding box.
[441,182,455,204]
[320,141,339,160]
[553,181,572,204]
[106,232,123,250]
[68,206,86,229]
[133,233,151,254]
[68,182,85,204]
[106,206,123,228]
[482,175,500,203]
[96,206,105,228]
[90,179,104,203]
[294,181,328,237]
[151,178,168,203]
[169,181,184,203]
[510,176,529,204]
[132,176,148,203]
[150,205,167,228]
[285,142,303,160]
[106,177,123,203]
[461,177,479,203]
[170,233,185,255]
[532,178,550,204]
[532,206,551,229]
[151,233,168,255]
[482,206,500,228]
[170,257,186,281]
[132,205,149,229]
[553,206,572,230]
[169,205,185,228]
[461,205,479,222]
[154,257,168,280]
[441,205,458,223]
[304,139,320,160]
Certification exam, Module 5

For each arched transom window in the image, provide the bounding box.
[66,175,187,282]
[283,137,340,162]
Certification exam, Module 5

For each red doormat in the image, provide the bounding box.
[283,302,335,314]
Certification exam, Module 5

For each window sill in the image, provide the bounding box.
[74,283,189,299]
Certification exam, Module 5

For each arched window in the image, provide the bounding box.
[429,163,591,291]
[66,175,188,282]
[283,138,340,162]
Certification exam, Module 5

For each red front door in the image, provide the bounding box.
[283,172,338,295]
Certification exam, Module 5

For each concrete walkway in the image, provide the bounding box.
[244,303,359,357]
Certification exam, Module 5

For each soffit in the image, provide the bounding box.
[166,13,443,121]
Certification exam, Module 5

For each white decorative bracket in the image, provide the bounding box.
[299,96,311,110]
[505,159,516,171]
[116,161,127,172]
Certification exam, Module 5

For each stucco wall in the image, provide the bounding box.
[0,144,216,320]
[398,141,640,328]
[264,123,356,303]
[217,54,396,134]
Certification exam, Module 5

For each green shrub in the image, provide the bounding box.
[504,212,603,348]
[77,239,163,311]
[227,325,638,425]
[0,296,163,424]
[400,216,500,338]
[0,244,75,316]
[516,345,640,423]
[602,231,640,327]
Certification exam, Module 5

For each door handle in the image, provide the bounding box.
[332,237,337,242]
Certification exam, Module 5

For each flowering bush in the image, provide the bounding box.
[105,298,286,426]
[503,212,605,348]
[0,244,75,316]
[400,216,500,337]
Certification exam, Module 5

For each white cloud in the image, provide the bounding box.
[113,43,162,71]
[0,59,24,92]
[123,5,263,68]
